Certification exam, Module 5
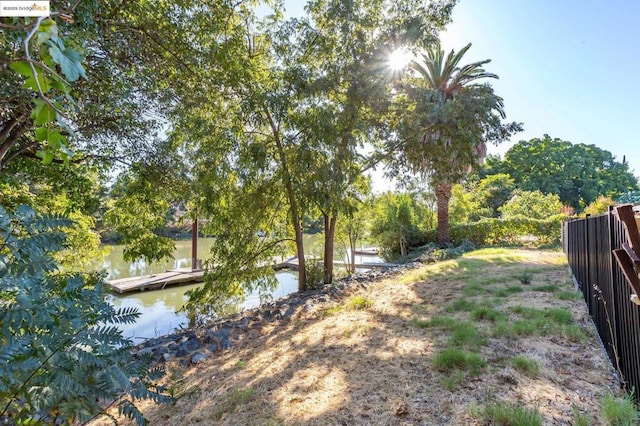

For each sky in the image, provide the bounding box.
[280,0,640,189]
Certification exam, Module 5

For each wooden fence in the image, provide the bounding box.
[562,207,640,394]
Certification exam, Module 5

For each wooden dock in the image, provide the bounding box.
[107,250,389,294]
[106,268,205,294]
[273,256,398,270]
[353,248,379,256]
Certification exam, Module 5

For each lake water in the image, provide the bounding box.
[99,237,380,341]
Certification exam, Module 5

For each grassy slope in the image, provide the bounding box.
[93,248,623,425]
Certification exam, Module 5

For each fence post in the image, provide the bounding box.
[585,214,590,297]
[607,205,620,374]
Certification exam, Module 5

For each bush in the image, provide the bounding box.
[421,214,566,246]
[0,206,172,424]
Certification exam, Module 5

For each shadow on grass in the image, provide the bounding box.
[112,250,597,425]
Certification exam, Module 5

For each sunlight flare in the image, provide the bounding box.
[388,47,412,71]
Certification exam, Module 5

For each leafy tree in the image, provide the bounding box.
[449,183,480,224]
[391,43,521,244]
[583,196,616,216]
[493,135,638,210]
[335,197,372,275]
[617,191,640,204]
[499,190,563,220]
[475,173,516,217]
[370,192,424,258]
[0,206,172,424]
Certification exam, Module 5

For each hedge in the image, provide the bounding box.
[420,214,567,246]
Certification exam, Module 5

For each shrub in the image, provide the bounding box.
[420,214,567,246]
[0,206,172,424]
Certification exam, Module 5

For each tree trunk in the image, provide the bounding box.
[293,218,306,291]
[262,104,306,291]
[349,233,356,275]
[435,181,452,244]
[323,213,337,284]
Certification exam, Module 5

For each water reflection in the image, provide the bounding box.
[99,237,380,340]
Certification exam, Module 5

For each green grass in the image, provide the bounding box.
[445,298,480,313]
[531,284,558,292]
[471,307,506,322]
[472,402,543,426]
[345,296,373,310]
[411,315,457,329]
[512,356,539,377]
[601,394,640,425]
[462,282,487,297]
[518,271,533,284]
[433,348,487,375]
[412,316,485,348]
[492,285,524,297]
[556,290,582,301]
[448,321,485,349]
[215,387,255,419]
[572,406,591,426]
[441,371,466,392]
[510,306,573,324]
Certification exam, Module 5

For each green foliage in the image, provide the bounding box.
[423,214,567,246]
[304,261,326,290]
[600,393,639,426]
[617,191,640,205]
[488,135,638,210]
[0,206,172,424]
[472,402,543,426]
[475,174,516,217]
[370,192,425,258]
[413,240,476,263]
[449,183,481,224]
[512,356,539,377]
[500,190,563,219]
[583,196,616,216]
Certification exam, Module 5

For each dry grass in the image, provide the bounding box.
[91,248,620,425]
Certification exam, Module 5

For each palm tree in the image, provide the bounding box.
[408,42,504,244]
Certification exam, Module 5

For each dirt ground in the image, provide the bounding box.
[92,248,621,425]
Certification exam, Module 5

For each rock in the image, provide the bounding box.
[207,343,219,352]
[261,309,274,321]
[190,352,208,364]
[176,340,201,357]
[235,316,250,329]
[156,345,169,355]
[162,353,171,363]
[168,342,178,351]
[280,305,297,320]
[203,328,233,350]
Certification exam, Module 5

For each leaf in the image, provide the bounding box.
[37,18,57,46]
[35,127,49,142]
[9,60,32,77]
[31,100,56,125]
[48,44,87,82]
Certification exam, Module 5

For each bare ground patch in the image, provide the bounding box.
[91,248,621,425]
